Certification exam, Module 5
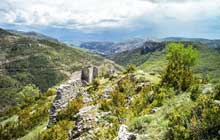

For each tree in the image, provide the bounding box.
[161,43,199,91]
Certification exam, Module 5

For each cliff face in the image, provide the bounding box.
[141,41,165,54]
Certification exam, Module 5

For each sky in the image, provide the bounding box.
[0,0,220,43]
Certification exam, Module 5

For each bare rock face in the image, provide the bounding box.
[141,41,165,55]
[118,125,137,140]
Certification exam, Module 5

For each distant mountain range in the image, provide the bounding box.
[79,39,146,55]
[79,37,220,56]
[162,37,220,48]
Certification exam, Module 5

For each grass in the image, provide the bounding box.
[0,115,18,126]
[19,120,48,140]
[127,92,193,140]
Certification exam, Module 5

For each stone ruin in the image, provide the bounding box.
[47,66,99,128]
[81,66,98,84]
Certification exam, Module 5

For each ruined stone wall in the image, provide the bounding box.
[81,66,99,83]
[47,66,99,127]
[47,80,84,127]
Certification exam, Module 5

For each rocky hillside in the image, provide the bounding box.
[0,41,220,140]
[39,43,220,140]
[79,39,145,55]
[0,28,120,114]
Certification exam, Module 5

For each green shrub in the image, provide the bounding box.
[161,43,199,91]
[124,64,136,74]
[167,94,220,140]
[39,120,74,140]
[45,88,56,96]
[190,84,201,101]
[0,121,25,140]
[100,99,112,112]
[92,126,118,140]
[130,85,152,115]
[214,84,220,100]
[17,84,40,108]
[57,97,83,121]
[167,104,192,140]
[128,116,152,132]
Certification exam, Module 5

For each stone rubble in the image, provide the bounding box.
[70,105,110,140]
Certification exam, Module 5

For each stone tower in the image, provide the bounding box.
[81,66,98,83]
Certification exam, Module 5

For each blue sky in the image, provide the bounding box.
[0,0,220,43]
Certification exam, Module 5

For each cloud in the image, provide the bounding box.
[0,0,219,38]
[0,0,156,30]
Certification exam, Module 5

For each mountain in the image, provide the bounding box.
[79,41,115,55]
[109,41,166,66]
[79,38,145,55]
[163,37,220,48]
[8,30,59,42]
[0,28,119,113]
[110,41,220,83]
[79,38,220,57]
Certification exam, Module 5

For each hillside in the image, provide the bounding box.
[110,41,220,83]
[0,38,220,140]
[8,30,59,42]
[0,28,117,114]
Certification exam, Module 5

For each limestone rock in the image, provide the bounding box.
[202,84,213,94]
[151,107,160,113]
[118,125,137,140]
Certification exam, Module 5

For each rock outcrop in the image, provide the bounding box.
[70,105,98,139]
[47,66,99,127]
[141,41,165,55]
[118,125,137,140]
[70,105,110,139]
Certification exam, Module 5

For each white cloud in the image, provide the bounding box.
[0,0,220,31]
